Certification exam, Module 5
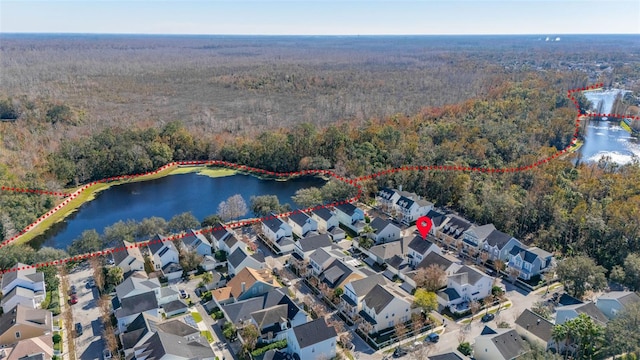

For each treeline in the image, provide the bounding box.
[4,74,640,273]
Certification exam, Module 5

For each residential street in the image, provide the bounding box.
[67,264,106,360]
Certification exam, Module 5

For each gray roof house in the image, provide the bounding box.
[368,217,402,244]
[287,318,337,360]
[132,330,215,359]
[507,245,553,281]
[515,309,555,351]
[595,291,640,319]
[556,302,608,326]
[473,326,528,360]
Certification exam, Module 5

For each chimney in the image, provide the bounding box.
[241,282,246,293]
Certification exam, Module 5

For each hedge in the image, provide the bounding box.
[251,339,287,357]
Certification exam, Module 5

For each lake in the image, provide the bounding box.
[31,173,326,250]
[577,119,640,165]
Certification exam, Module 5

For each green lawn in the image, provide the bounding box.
[191,311,203,323]
[201,330,214,343]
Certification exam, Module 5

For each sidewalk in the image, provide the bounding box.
[56,275,69,360]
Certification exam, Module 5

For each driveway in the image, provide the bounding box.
[67,265,105,360]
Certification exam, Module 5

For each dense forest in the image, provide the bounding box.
[1,35,639,275]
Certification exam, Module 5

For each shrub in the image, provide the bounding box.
[457,342,472,356]
[201,291,213,302]
[52,333,62,343]
[251,339,287,356]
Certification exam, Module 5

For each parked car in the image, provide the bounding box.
[106,258,115,265]
[102,349,112,359]
[70,294,78,304]
[180,289,189,299]
[86,278,96,288]
[481,313,495,322]
[393,347,408,358]
[75,322,83,336]
[425,332,440,343]
[69,285,77,295]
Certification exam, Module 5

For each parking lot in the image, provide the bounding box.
[67,265,107,360]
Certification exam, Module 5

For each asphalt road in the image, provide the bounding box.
[67,265,106,360]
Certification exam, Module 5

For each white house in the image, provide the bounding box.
[181,229,212,256]
[376,187,401,211]
[358,284,414,333]
[147,235,180,271]
[227,247,266,276]
[407,235,442,268]
[308,248,337,277]
[515,309,555,352]
[1,287,39,313]
[286,318,337,360]
[210,222,240,254]
[473,326,528,360]
[395,193,433,225]
[287,211,318,238]
[114,291,160,332]
[368,217,402,244]
[310,207,339,233]
[0,263,45,310]
[507,245,554,281]
[293,233,333,261]
[596,291,640,319]
[115,271,161,300]
[112,240,145,273]
[437,265,493,313]
[334,203,365,234]
[262,216,295,253]
[340,274,388,320]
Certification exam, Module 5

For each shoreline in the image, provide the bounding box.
[12,165,240,246]
[12,164,327,248]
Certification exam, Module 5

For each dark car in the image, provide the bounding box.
[481,313,495,322]
[70,294,78,304]
[425,332,440,343]
[69,285,77,295]
[180,289,189,299]
[393,347,408,358]
[75,322,83,336]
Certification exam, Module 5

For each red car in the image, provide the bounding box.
[70,294,78,304]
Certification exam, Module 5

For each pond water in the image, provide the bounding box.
[32,173,326,249]
[577,119,640,165]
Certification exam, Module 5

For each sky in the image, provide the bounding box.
[1,0,639,35]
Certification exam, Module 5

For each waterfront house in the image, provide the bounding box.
[334,203,365,234]
[262,216,295,254]
[113,240,145,274]
[310,207,339,233]
[287,211,318,238]
[1,263,45,311]
[180,229,212,256]
[210,222,240,254]
[147,235,180,272]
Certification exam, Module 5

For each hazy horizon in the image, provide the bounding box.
[2,0,638,36]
